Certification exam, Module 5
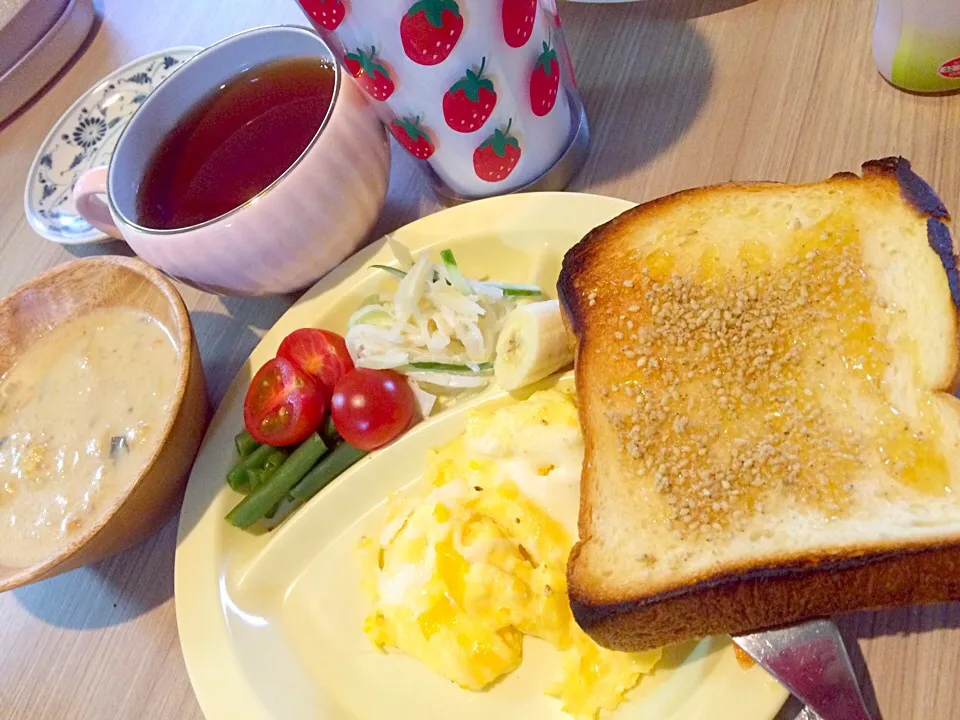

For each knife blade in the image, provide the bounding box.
[732,619,872,720]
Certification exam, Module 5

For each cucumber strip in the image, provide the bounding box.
[403,361,494,375]
[439,249,473,295]
[373,260,537,297]
[373,264,446,283]
[484,281,543,297]
[405,371,490,389]
[348,305,391,329]
[371,264,407,279]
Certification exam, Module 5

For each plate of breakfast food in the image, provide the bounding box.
[174,191,787,719]
[175,157,960,719]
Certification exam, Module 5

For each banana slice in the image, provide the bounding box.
[494,299,574,390]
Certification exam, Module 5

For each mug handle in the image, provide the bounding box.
[74,166,122,238]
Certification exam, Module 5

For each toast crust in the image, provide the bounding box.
[558,158,960,651]
[568,533,960,651]
[560,158,957,337]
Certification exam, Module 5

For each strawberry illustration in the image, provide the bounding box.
[298,0,346,31]
[530,41,560,116]
[473,120,521,182]
[443,58,497,133]
[400,0,464,66]
[344,48,395,101]
[502,0,537,49]
[390,116,436,160]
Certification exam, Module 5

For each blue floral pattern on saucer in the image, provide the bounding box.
[25,47,201,245]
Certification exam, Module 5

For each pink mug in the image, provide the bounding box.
[74,25,390,296]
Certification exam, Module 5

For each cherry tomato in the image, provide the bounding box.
[243,357,327,446]
[330,369,417,451]
[277,329,354,392]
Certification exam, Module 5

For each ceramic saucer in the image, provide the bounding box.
[24,46,201,245]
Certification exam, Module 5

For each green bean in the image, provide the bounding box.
[234,430,260,457]
[245,468,267,491]
[263,450,289,471]
[232,467,270,495]
[225,433,328,529]
[230,442,272,472]
[247,450,288,492]
[289,442,367,507]
[263,494,295,521]
[320,414,340,446]
[226,443,273,491]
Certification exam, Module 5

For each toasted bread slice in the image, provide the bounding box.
[557,158,960,651]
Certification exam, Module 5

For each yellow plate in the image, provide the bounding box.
[174,193,788,720]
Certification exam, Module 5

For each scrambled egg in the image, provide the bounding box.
[361,390,662,719]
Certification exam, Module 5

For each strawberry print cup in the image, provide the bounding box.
[295,0,589,201]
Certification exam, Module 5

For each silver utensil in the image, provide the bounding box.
[733,619,873,720]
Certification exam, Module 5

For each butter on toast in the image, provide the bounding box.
[557,158,960,651]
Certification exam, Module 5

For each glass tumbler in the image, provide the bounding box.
[295,0,589,201]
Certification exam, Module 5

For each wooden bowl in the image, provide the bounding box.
[0,257,209,592]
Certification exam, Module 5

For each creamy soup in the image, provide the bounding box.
[0,309,179,567]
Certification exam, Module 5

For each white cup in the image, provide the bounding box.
[74,25,390,296]
[297,0,588,202]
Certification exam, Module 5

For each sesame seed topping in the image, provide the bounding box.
[585,217,949,541]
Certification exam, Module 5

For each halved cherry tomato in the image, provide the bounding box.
[277,329,355,392]
[330,368,417,451]
[243,357,327,446]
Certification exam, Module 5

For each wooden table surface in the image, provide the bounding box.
[1,0,958,718]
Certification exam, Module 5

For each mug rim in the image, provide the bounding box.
[107,24,343,237]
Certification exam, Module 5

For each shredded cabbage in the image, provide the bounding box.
[345,244,535,393]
